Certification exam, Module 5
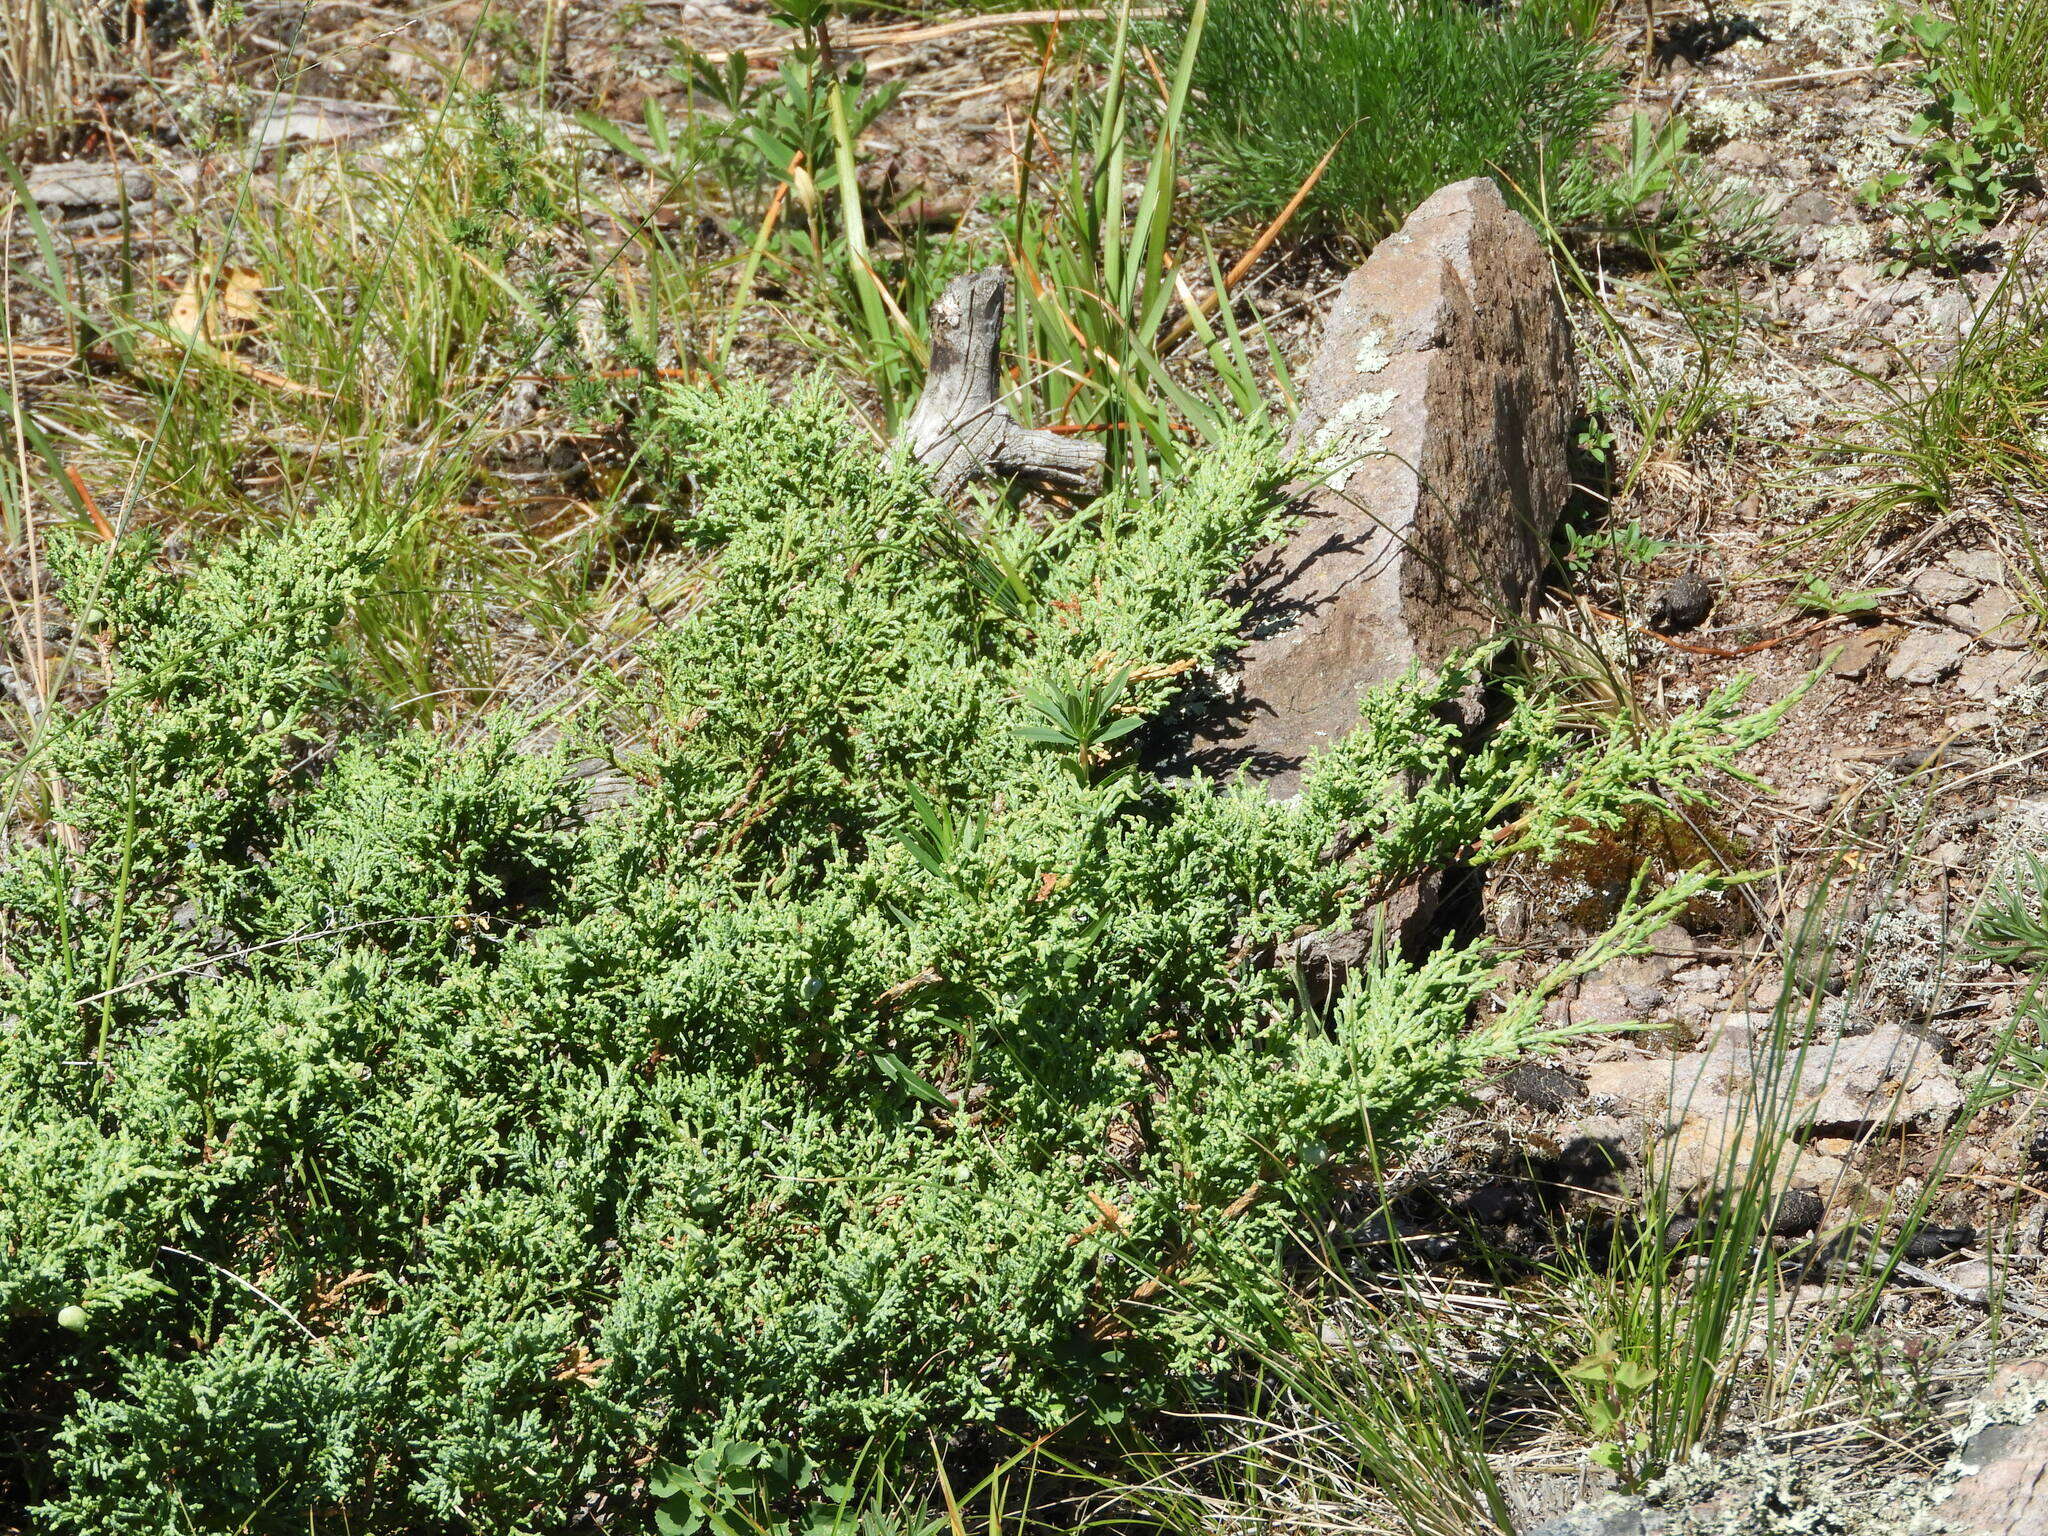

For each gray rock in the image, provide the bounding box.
[1777,188,1840,228]
[1946,547,2006,585]
[1957,648,2035,701]
[1714,140,1774,170]
[1909,564,1981,607]
[1582,1017,1962,1200]
[1292,870,1442,983]
[1885,628,1970,685]
[248,95,394,149]
[1831,624,1898,680]
[1922,1359,2048,1534]
[25,160,151,208]
[1183,177,1572,794]
[1523,1495,1666,1536]
[1950,585,2029,648]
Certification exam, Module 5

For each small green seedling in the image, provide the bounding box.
[899,786,986,887]
[1861,8,2037,272]
[1972,854,2048,969]
[1016,665,1144,784]
[1787,576,1899,617]
[1562,519,1674,571]
[1566,1330,1661,1484]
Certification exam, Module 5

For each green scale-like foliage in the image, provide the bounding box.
[0,381,1792,1534]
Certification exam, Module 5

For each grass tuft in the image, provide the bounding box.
[1950,0,2048,151]
[1155,0,1619,242]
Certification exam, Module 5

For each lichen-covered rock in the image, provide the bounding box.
[1524,1495,1667,1536]
[1885,628,1970,685]
[1182,176,1573,795]
[1917,1359,2048,1534]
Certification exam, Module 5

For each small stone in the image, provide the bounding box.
[1886,629,1970,685]
[1714,140,1774,170]
[1778,188,1840,228]
[1945,1258,1994,1295]
[1831,625,1897,680]
[1911,565,1982,606]
[1957,648,2034,701]
[1801,1026,1963,1135]
[1565,976,1635,1024]
[1773,1188,1825,1237]
[249,95,393,148]
[1955,586,2029,648]
[25,160,151,208]
[1902,1225,1975,1261]
[1948,548,2007,584]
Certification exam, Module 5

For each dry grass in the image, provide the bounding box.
[0,0,119,151]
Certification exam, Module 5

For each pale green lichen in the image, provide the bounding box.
[1354,325,1393,375]
[1689,96,1777,144]
[1310,388,1397,490]
[1646,1439,1921,1535]
[1912,1368,2048,1533]
[1815,222,1878,262]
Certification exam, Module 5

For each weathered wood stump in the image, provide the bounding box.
[902,268,1106,500]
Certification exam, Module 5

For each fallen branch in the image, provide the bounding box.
[1891,1257,2048,1324]
[901,268,1105,500]
[2,343,77,362]
[1685,59,1914,94]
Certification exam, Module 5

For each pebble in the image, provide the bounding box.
[1830,625,1897,680]
[1773,1187,1825,1237]
[1947,548,2007,584]
[1500,1063,1589,1113]
[1954,586,2029,647]
[1957,648,2034,700]
[1885,628,1970,685]
[25,160,151,207]
[1910,565,1981,607]
[1715,139,1774,170]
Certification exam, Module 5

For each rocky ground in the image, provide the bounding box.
[1458,4,2048,1526]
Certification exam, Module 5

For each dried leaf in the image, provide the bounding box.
[167,264,265,347]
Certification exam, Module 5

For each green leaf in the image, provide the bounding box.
[1613,1359,1659,1392]
[875,1053,952,1109]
